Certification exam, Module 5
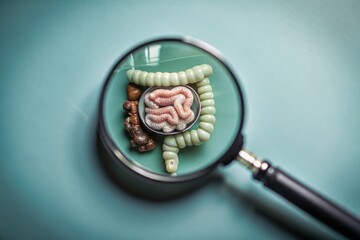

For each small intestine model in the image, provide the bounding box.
[126,64,216,173]
[144,86,195,133]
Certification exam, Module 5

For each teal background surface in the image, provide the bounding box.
[1,1,359,239]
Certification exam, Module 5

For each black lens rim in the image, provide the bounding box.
[98,36,246,183]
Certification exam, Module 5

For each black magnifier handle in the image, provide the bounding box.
[237,150,360,239]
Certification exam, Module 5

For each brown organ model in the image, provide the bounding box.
[123,84,156,152]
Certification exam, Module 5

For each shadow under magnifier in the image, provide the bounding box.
[96,134,335,239]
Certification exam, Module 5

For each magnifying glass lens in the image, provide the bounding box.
[101,39,244,178]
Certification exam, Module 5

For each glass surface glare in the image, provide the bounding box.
[103,40,243,176]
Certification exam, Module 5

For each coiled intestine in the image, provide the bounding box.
[144,86,195,133]
[126,64,215,173]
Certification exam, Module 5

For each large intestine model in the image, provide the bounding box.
[125,64,216,173]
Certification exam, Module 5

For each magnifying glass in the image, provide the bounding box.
[98,37,360,239]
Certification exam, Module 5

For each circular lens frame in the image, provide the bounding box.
[98,36,246,184]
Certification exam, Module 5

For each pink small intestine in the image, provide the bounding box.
[145,106,180,125]
[144,93,159,109]
[144,87,195,133]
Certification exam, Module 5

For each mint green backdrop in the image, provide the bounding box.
[1,1,359,239]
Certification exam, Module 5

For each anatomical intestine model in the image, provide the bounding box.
[123,84,157,152]
[144,86,196,133]
[124,64,216,174]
